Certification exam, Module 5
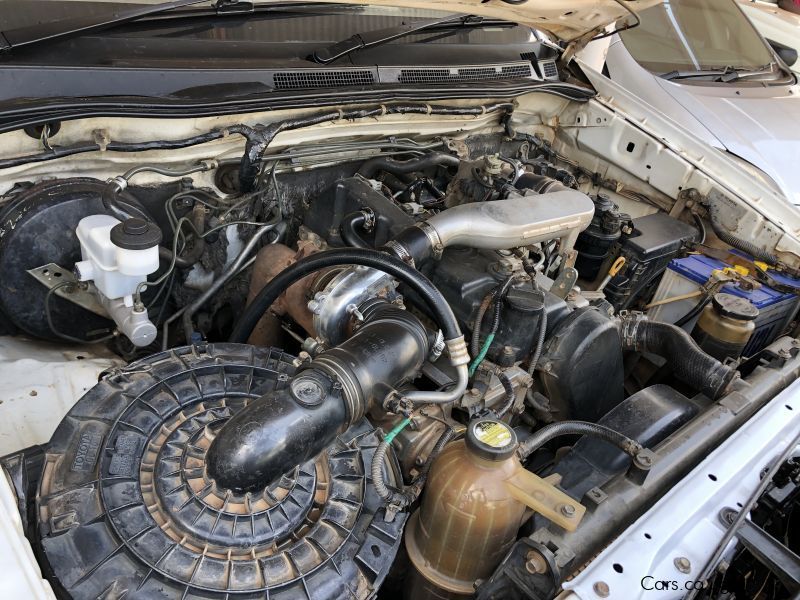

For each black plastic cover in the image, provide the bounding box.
[539,308,625,422]
[303,177,413,248]
[37,344,406,600]
[603,212,698,310]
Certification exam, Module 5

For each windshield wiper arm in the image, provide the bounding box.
[0,0,208,52]
[312,14,490,64]
[662,64,776,82]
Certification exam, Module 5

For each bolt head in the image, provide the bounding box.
[525,550,548,574]
[674,556,691,574]
[559,503,576,517]
[593,581,610,598]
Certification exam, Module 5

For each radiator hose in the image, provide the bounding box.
[619,313,738,399]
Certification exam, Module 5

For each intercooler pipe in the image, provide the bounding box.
[207,302,431,492]
[619,313,738,399]
[383,189,595,265]
[356,152,461,180]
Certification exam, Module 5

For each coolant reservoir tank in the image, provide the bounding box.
[405,418,585,599]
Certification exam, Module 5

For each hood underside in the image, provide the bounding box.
[281,0,660,42]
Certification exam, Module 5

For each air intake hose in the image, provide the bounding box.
[383,189,594,265]
[619,314,738,399]
[207,302,429,492]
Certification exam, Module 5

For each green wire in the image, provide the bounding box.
[468,332,495,376]
[384,417,412,444]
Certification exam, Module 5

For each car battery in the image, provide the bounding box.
[649,253,800,357]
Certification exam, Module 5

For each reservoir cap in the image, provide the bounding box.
[712,292,759,321]
[466,418,517,462]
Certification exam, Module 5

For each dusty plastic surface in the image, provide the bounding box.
[0,336,122,456]
[37,344,406,599]
[405,437,584,598]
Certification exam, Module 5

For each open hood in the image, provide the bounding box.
[280,0,660,42]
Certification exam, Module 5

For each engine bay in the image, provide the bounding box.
[0,96,799,599]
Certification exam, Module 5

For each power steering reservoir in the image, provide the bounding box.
[692,292,759,361]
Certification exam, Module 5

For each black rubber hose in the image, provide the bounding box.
[517,420,643,461]
[339,211,372,249]
[229,248,462,343]
[496,371,517,418]
[372,424,456,508]
[371,439,408,506]
[357,152,461,179]
[674,294,713,328]
[620,317,738,399]
[101,180,151,222]
[708,208,778,265]
[514,172,570,194]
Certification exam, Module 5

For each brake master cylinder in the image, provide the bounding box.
[405,418,586,599]
[74,215,161,346]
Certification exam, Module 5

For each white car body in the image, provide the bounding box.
[583,31,800,208]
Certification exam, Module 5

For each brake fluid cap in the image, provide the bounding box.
[466,418,518,461]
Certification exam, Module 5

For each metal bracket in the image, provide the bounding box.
[550,267,577,299]
[26,263,106,316]
[719,507,800,594]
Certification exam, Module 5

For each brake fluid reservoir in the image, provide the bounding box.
[74,215,161,303]
[405,418,585,599]
[692,293,758,361]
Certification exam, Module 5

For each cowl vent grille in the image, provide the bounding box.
[273,70,375,89]
[395,62,535,84]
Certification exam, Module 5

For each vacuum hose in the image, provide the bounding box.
[517,420,643,461]
[707,206,778,265]
[357,152,460,179]
[619,313,738,399]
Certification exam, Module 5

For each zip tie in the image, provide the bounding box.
[425,104,432,115]
[380,104,388,116]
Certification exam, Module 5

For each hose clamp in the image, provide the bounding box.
[108,175,128,191]
[383,240,415,268]
[619,311,647,352]
[415,221,443,259]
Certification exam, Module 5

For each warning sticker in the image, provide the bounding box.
[473,420,513,448]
